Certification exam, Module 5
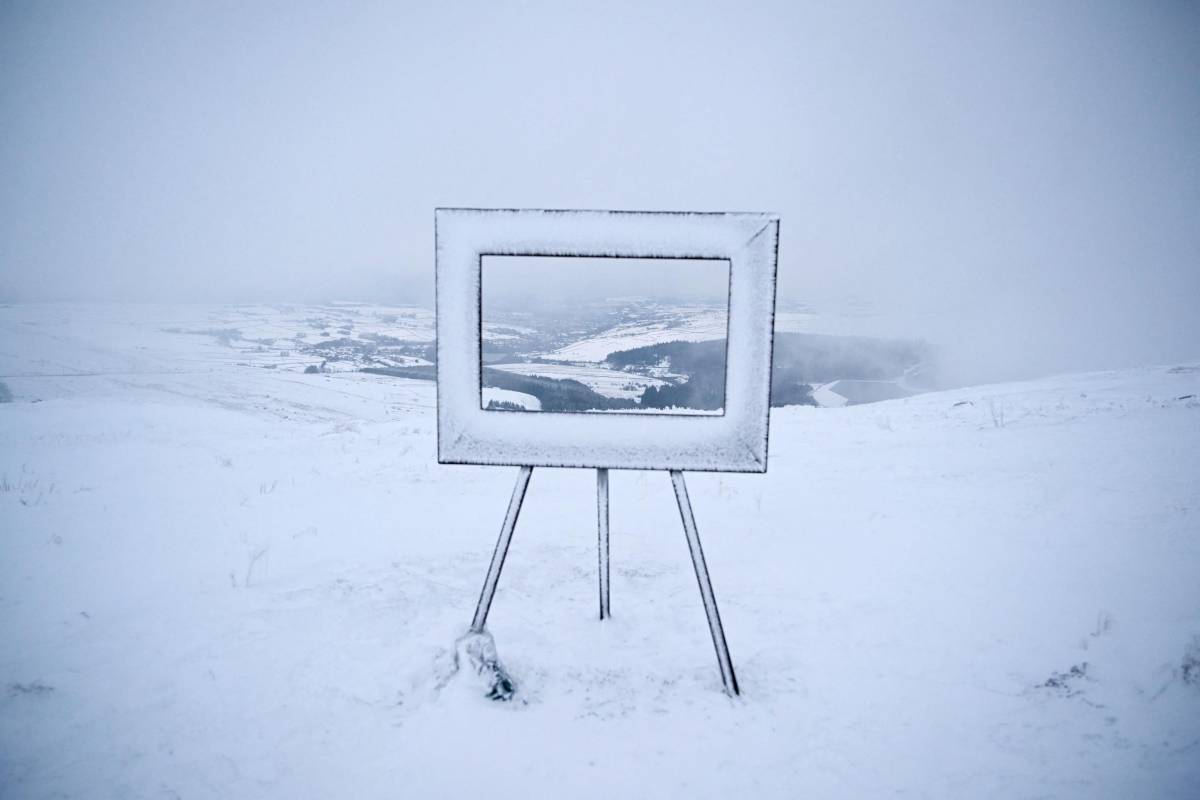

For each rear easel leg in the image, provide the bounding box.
[470,466,533,633]
[670,470,740,696]
[597,468,610,620]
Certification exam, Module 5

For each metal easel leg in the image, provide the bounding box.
[670,470,740,696]
[597,468,610,620]
[469,466,533,633]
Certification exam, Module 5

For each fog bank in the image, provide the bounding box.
[2,0,1197,386]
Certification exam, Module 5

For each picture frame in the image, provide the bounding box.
[435,208,780,472]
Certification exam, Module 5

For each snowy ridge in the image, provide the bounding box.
[1,305,1198,798]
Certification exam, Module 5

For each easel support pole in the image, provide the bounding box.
[470,466,533,633]
[597,468,610,620]
[671,470,740,696]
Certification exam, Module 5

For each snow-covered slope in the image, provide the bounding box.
[2,304,1198,798]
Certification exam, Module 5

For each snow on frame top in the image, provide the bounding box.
[435,208,780,472]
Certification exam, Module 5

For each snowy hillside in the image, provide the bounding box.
[1,304,1198,798]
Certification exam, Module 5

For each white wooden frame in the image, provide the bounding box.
[435,208,779,473]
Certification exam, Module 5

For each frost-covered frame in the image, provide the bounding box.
[436,208,779,473]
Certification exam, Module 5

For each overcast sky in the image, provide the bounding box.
[1,1,1197,383]
[483,256,730,310]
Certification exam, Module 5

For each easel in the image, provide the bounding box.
[467,466,740,696]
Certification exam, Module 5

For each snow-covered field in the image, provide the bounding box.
[489,362,669,399]
[812,381,850,408]
[216,301,436,345]
[482,387,542,410]
[549,305,728,362]
[2,304,1199,798]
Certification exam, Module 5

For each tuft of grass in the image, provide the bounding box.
[1183,637,1200,687]
[1,465,46,505]
[8,681,54,697]
[987,397,1006,428]
[1039,663,1088,696]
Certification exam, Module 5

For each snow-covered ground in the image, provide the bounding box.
[2,304,1198,798]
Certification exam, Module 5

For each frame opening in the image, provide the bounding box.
[479,255,731,416]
